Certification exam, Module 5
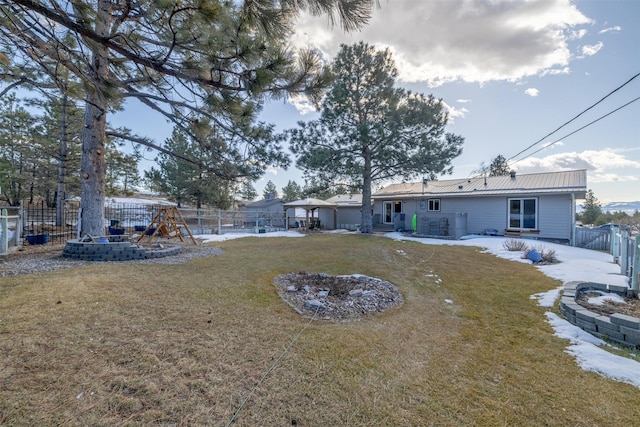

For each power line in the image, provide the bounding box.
[506,71,640,163]
[509,95,640,166]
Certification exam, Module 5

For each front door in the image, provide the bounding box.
[383,201,402,224]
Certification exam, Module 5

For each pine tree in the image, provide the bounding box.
[263,180,279,199]
[281,180,302,202]
[579,189,602,225]
[289,42,464,233]
[1,0,376,235]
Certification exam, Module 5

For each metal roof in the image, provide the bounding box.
[282,198,337,209]
[325,194,363,206]
[372,170,587,199]
[245,197,284,208]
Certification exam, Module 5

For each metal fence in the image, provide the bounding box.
[179,208,287,234]
[1,202,288,255]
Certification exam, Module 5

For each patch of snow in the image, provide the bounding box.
[586,291,627,306]
[546,312,640,389]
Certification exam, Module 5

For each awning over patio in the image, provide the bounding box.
[282,198,337,230]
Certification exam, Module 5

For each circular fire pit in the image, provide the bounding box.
[63,236,181,261]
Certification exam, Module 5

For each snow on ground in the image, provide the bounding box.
[197,230,640,388]
[106,196,175,206]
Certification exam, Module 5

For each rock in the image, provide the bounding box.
[317,290,329,298]
[286,285,297,292]
[302,285,311,292]
[349,288,363,297]
[362,290,376,297]
[304,299,326,310]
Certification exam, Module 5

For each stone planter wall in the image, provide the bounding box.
[559,281,640,347]
[63,236,181,261]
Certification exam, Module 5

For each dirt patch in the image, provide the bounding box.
[576,291,640,318]
[273,271,403,322]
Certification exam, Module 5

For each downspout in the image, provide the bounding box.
[570,193,576,246]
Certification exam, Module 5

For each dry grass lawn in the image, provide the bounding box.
[1,234,638,426]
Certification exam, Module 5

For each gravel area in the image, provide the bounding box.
[274,271,404,322]
[0,242,223,277]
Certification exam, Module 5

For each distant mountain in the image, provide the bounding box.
[602,201,640,214]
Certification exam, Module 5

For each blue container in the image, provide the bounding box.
[108,226,125,235]
[26,233,49,245]
[527,249,543,263]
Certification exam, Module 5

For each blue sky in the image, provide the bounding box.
[114,0,639,203]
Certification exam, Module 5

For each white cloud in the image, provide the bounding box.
[540,66,571,77]
[292,0,592,87]
[288,96,317,116]
[589,173,639,183]
[513,149,640,176]
[599,26,621,34]
[569,29,588,40]
[457,99,471,104]
[525,88,539,97]
[581,41,604,56]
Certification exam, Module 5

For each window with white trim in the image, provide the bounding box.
[508,198,537,229]
[427,199,440,212]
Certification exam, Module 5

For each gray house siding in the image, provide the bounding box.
[372,170,585,242]
[537,194,574,241]
[374,193,575,241]
[441,197,504,235]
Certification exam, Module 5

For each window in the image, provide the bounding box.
[508,198,537,229]
[383,201,402,223]
[427,199,440,212]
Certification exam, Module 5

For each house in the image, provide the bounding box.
[243,195,286,228]
[320,194,364,231]
[371,170,587,243]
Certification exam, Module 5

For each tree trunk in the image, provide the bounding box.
[79,0,111,237]
[360,153,373,234]
[56,94,68,227]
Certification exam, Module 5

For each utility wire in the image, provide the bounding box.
[506,71,640,162]
[225,306,320,426]
[509,95,640,166]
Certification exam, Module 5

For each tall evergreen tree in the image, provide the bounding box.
[1,0,376,236]
[145,128,234,208]
[579,189,603,225]
[262,180,279,199]
[489,155,510,176]
[237,180,259,202]
[281,180,302,202]
[289,42,464,233]
[0,95,42,205]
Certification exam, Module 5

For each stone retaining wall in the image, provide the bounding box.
[559,281,640,348]
[63,236,181,261]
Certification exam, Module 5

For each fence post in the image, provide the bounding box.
[632,236,640,296]
[217,208,222,235]
[610,225,620,264]
[76,208,82,239]
[1,209,7,255]
[620,229,629,277]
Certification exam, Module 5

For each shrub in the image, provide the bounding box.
[503,239,528,251]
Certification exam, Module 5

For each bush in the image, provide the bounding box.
[526,245,558,264]
[503,239,528,251]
